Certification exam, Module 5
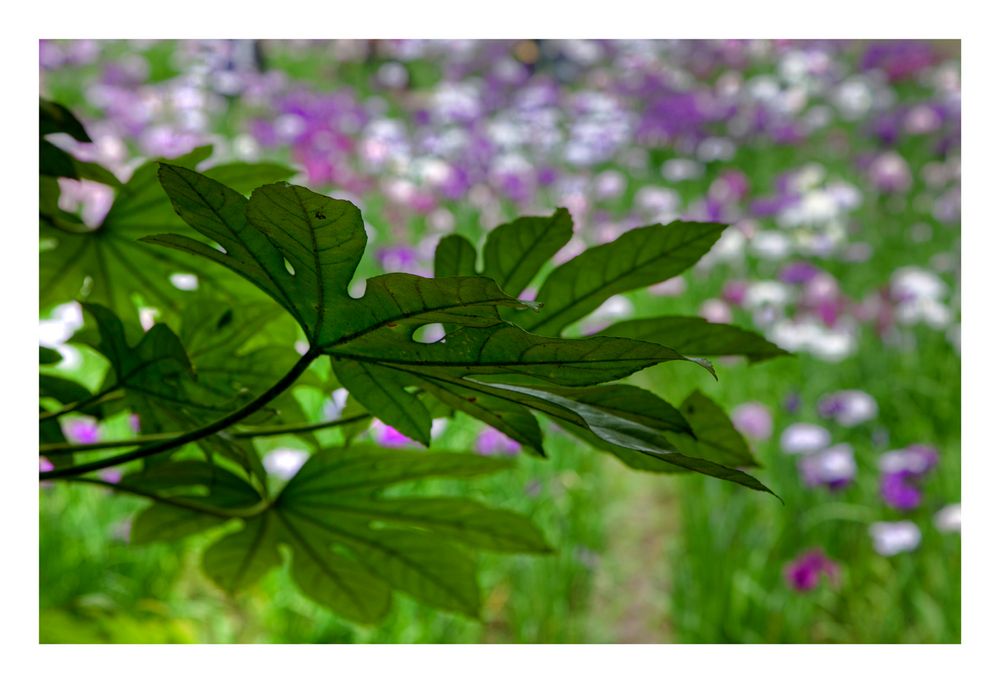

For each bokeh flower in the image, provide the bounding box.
[869,521,922,556]
[817,390,878,426]
[475,427,521,457]
[798,444,856,490]
[780,422,831,455]
[784,549,840,592]
[731,402,773,441]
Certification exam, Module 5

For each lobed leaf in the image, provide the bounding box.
[507,220,727,336]
[601,316,789,363]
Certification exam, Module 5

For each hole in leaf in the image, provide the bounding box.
[413,323,446,344]
[284,258,296,276]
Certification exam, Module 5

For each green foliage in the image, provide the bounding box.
[39,100,788,626]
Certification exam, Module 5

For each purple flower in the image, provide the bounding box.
[376,245,419,274]
[784,549,839,592]
[731,402,773,441]
[475,427,521,456]
[817,390,878,427]
[860,42,938,82]
[779,261,821,285]
[880,471,922,510]
[798,444,856,490]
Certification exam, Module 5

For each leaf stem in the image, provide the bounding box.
[39,386,124,422]
[66,477,271,518]
[40,349,321,481]
[38,412,371,456]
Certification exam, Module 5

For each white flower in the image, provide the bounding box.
[750,231,793,260]
[934,504,961,533]
[780,423,831,455]
[870,521,922,556]
[744,281,792,309]
[263,448,308,480]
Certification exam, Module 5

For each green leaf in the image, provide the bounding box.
[202,514,283,594]
[199,447,546,622]
[299,497,552,553]
[277,512,392,623]
[601,316,789,363]
[482,381,772,494]
[39,147,243,317]
[40,98,91,142]
[40,374,93,410]
[125,460,263,544]
[77,303,273,479]
[481,208,573,297]
[40,139,79,179]
[330,359,432,446]
[40,347,63,365]
[508,221,727,336]
[202,162,297,196]
[433,234,477,278]
[666,390,761,469]
[151,169,367,344]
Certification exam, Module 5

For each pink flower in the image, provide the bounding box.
[372,421,418,449]
[731,402,773,441]
[475,427,520,456]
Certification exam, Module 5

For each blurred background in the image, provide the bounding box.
[39,39,960,643]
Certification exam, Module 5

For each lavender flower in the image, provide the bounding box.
[817,390,878,427]
[798,444,856,490]
[784,549,840,592]
[475,427,521,457]
[731,402,773,441]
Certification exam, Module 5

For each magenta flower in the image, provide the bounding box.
[64,418,100,444]
[372,421,418,449]
[784,549,839,592]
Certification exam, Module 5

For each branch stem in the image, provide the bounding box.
[39,412,371,456]
[40,349,320,481]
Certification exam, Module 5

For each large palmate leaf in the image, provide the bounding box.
[601,316,789,363]
[123,460,264,544]
[150,170,724,474]
[75,303,300,480]
[181,447,549,622]
[506,221,726,336]
[40,148,295,318]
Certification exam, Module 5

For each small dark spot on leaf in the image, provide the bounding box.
[466,396,477,403]
[217,310,234,329]
[314,211,326,220]
[386,322,398,328]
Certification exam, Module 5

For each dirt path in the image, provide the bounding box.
[588,459,682,643]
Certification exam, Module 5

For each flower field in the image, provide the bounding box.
[38,39,961,643]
